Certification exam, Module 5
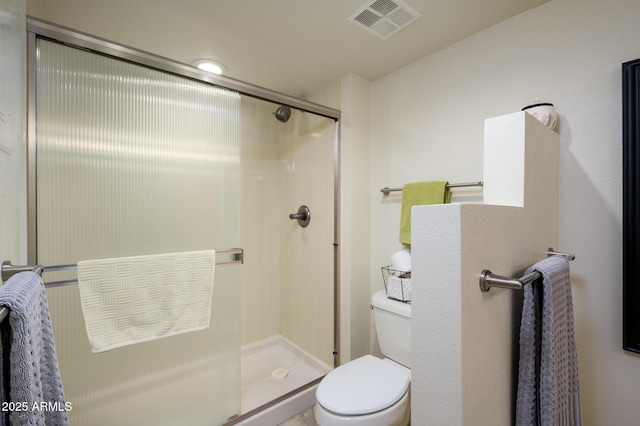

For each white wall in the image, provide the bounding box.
[0,0,27,268]
[370,0,640,423]
[337,74,372,362]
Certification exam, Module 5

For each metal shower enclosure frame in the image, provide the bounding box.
[25,14,342,380]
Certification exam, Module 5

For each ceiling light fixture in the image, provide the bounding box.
[192,59,227,75]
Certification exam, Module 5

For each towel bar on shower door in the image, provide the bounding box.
[1,248,244,288]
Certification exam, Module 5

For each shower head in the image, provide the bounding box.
[274,105,291,123]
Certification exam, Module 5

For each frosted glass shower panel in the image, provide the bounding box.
[36,39,241,258]
[0,0,25,155]
[35,39,241,425]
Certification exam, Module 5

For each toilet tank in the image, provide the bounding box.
[371,290,411,368]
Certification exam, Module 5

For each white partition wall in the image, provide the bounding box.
[411,112,560,425]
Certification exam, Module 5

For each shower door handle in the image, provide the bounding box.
[289,205,310,228]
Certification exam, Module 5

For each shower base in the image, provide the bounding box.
[241,335,331,414]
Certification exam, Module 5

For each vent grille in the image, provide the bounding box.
[354,9,383,28]
[347,0,422,39]
[370,0,399,15]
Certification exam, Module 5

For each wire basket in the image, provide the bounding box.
[381,266,411,303]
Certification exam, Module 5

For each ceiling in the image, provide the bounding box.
[29,0,550,99]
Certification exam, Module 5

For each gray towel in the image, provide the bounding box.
[516,256,582,426]
[0,272,69,426]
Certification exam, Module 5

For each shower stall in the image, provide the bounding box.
[27,19,339,425]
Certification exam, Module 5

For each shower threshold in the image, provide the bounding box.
[241,335,331,414]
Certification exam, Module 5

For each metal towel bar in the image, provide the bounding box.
[380,181,483,196]
[1,248,244,288]
[0,265,44,323]
[479,249,575,292]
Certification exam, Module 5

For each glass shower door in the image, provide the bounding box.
[33,38,242,425]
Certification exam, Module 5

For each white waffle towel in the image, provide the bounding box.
[77,250,215,353]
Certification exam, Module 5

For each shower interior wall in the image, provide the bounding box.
[240,96,335,368]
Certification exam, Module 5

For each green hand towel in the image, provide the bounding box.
[399,181,451,246]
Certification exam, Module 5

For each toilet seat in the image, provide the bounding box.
[316,355,410,415]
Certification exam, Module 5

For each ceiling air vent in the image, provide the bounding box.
[348,0,422,39]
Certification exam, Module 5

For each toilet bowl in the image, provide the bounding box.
[314,355,410,425]
[314,290,412,426]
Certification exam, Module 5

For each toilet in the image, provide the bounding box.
[314,290,411,426]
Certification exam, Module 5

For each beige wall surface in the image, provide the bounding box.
[370,0,640,423]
